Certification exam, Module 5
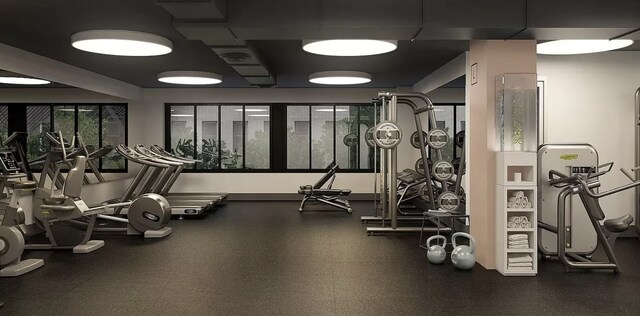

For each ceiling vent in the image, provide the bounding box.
[157,0,276,87]
[219,51,253,63]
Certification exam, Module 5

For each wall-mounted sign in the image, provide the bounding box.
[471,62,478,85]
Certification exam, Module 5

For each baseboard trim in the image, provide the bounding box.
[226,193,376,201]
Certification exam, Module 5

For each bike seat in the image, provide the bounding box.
[13,180,37,191]
[43,195,67,205]
[604,214,634,233]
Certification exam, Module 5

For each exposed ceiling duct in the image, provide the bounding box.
[157,0,276,87]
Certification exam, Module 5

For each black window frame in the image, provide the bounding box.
[285,103,376,173]
[3,103,129,173]
[165,103,274,173]
[429,103,465,162]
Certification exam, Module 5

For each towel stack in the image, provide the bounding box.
[507,216,532,229]
[507,233,530,249]
[507,191,532,209]
[508,254,533,270]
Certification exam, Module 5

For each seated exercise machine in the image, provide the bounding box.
[0,150,44,277]
[0,134,105,254]
[539,144,637,272]
[298,162,352,213]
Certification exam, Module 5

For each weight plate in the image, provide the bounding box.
[410,131,428,149]
[454,131,465,149]
[414,158,432,176]
[432,160,455,181]
[426,129,449,149]
[343,133,358,147]
[0,226,25,265]
[373,121,402,149]
[437,191,461,212]
[364,127,376,148]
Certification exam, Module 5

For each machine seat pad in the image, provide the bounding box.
[604,214,634,233]
[43,195,67,205]
[315,189,351,196]
[300,185,312,190]
[40,204,75,212]
[13,181,37,191]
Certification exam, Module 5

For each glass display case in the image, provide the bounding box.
[496,73,537,152]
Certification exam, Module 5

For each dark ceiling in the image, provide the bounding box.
[0,0,638,89]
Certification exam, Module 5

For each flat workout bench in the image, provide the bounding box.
[298,162,352,213]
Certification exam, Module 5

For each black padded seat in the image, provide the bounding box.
[12,180,37,191]
[604,214,634,233]
[43,195,67,205]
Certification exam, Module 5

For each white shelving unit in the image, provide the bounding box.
[495,152,538,276]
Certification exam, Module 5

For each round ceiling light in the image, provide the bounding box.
[71,30,173,56]
[0,76,51,85]
[309,71,371,85]
[537,39,634,55]
[302,40,397,56]
[158,71,222,85]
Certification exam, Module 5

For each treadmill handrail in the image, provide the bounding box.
[135,144,191,166]
[150,144,202,163]
[116,145,170,168]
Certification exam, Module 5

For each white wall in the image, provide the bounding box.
[538,51,640,220]
[141,87,462,193]
[0,86,464,194]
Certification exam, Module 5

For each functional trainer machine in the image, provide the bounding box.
[365,91,465,235]
[297,162,352,213]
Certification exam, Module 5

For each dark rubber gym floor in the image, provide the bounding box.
[2,201,640,315]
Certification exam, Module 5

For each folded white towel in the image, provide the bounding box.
[507,202,516,208]
[508,255,533,263]
[521,222,532,228]
[508,242,529,247]
[508,234,528,241]
[508,245,530,249]
[508,262,533,267]
[519,216,529,223]
[508,217,523,224]
[525,202,532,208]
[507,222,519,228]
[514,191,525,198]
[508,266,533,271]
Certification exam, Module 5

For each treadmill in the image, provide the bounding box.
[134,144,226,205]
[122,144,213,217]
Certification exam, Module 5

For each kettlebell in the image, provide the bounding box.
[426,235,447,264]
[451,232,476,270]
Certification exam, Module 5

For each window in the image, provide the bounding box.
[286,104,376,171]
[429,104,465,163]
[0,106,8,144]
[26,105,51,162]
[21,104,128,172]
[167,104,271,171]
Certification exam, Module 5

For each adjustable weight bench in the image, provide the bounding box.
[298,162,352,213]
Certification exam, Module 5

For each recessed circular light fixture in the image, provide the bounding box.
[0,76,51,85]
[309,71,371,85]
[158,71,222,85]
[302,40,397,56]
[71,30,173,56]
[537,39,634,55]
